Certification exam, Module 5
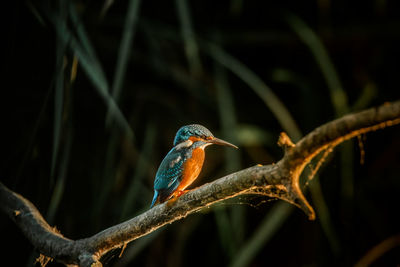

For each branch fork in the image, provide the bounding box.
[1,100,400,266]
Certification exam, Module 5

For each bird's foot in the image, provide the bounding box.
[176,190,189,197]
[166,190,190,207]
[166,196,178,207]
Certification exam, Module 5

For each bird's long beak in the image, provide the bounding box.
[208,137,238,149]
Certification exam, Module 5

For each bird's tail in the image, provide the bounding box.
[150,191,159,208]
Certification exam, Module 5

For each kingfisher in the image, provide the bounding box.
[150,124,238,208]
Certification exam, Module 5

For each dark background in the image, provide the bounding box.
[2,0,400,266]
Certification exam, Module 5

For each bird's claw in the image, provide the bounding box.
[166,190,190,207]
[176,190,189,197]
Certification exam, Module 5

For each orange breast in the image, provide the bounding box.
[176,147,205,192]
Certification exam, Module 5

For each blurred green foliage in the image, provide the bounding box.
[2,0,400,266]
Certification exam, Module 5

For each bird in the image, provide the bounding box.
[150,124,238,208]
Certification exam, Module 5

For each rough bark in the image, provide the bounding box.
[1,100,399,266]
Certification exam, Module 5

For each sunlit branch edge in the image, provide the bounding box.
[1,100,399,267]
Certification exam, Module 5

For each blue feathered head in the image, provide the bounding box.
[173,124,214,146]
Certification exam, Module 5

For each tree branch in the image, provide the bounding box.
[1,100,400,266]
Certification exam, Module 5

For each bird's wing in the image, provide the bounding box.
[154,148,185,200]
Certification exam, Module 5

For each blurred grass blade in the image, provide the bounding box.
[235,124,274,146]
[52,14,67,182]
[44,3,134,139]
[175,0,203,76]
[69,4,109,92]
[106,0,141,125]
[214,51,240,172]
[15,83,53,186]
[208,40,302,265]
[214,207,235,258]
[26,0,47,26]
[92,130,120,227]
[215,59,244,256]
[120,122,155,220]
[68,6,134,138]
[47,129,72,224]
[70,38,134,139]
[272,65,341,255]
[100,0,116,18]
[355,234,400,267]
[203,42,302,141]
[352,83,377,111]
[143,30,208,101]
[287,14,348,116]
[230,202,294,267]
[70,55,79,82]
[309,175,341,255]
[340,143,354,205]
[288,14,352,246]
[69,5,100,67]
[271,68,309,92]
